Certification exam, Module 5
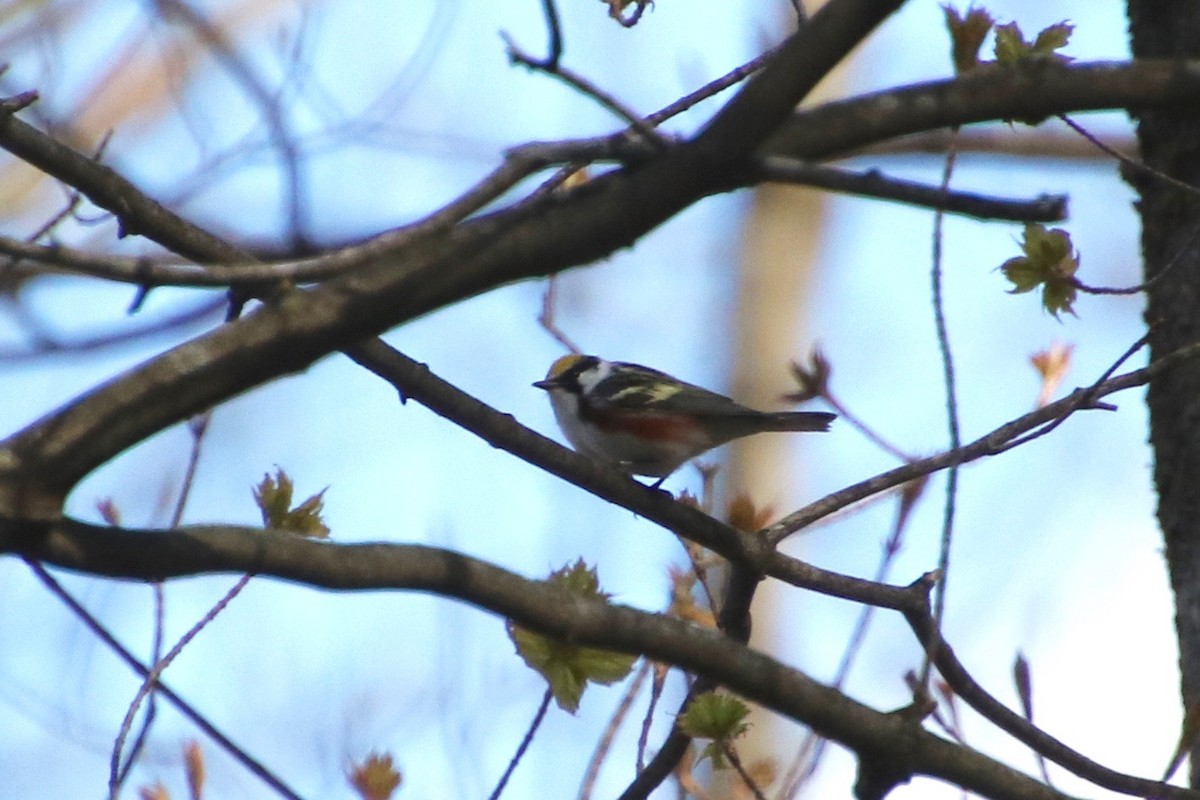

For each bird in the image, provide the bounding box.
[534,354,834,484]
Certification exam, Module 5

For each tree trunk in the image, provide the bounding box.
[1128,0,1200,786]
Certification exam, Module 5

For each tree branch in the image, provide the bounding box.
[756,157,1066,222]
[905,603,1182,799]
[696,0,906,157]
[765,338,1200,543]
[4,519,1170,800]
[5,336,1192,798]
[2,58,1198,522]
[769,60,1200,160]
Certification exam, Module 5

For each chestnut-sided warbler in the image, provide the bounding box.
[534,354,835,482]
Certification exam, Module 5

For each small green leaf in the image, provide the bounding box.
[678,692,751,768]
[1031,21,1074,59]
[253,468,331,538]
[1041,276,1079,319]
[990,19,1073,123]
[551,559,605,597]
[992,21,1027,63]
[254,469,293,525]
[999,255,1043,294]
[999,224,1079,319]
[679,692,751,739]
[993,20,1072,64]
[507,561,637,713]
[943,5,994,74]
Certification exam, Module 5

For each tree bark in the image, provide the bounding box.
[1128,0,1200,786]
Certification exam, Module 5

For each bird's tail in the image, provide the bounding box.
[761,411,836,432]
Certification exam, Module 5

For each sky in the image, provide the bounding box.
[0,1,1174,799]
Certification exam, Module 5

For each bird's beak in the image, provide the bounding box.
[532,378,557,391]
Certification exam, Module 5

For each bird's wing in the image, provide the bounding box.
[593,368,761,418]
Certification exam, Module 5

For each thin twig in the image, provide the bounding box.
[109,573,253,799]
[678,538,720,621]
[645,43,784,127]
[488,688,554,800]
[1059,113,1198,199]
[1069,214,1200,296]
[899,588,1187,800]
[921,137,962,691]
[538,275,583,354]
[111,412,213,793]
[986,331,1149,456]
[1050,114,1200,295]
[0,148,511,286]
[25,128,112,247]
[113,583,164,790]
[578,661,651,800]
[723,744,767,800]
[23,559,302,800]
[780,478,927,798]
[514,42,805,184]
[0,296,223,361]
[638,662,668,772]
[925,677,967,745]
[615,564,762,800]
[765,337,1200,545]
[820,391,915,463]
[503,34,667,148]
[536,0,563,69]
[1013,653,1054,787]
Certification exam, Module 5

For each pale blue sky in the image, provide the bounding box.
[0,2,1170,799]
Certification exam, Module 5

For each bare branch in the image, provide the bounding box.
[757,156,1066,222]
[766,337,1200,544]
[3,521,1154,800]
[502,34,667,148]
[769,60,1200,161]
[488,689,553,800]
[22,560,302,800]
[903,600,1183,799]
[697,0,906,157]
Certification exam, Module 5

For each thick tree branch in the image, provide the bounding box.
[0,162,1063,296]
[769,60,1200,160]
[0,94,250,263]
[696,0,905,157]
[259,340,1200,798]
[2,7,1193,799]
[1129,9,1200,788]
[0,60,1195,518]
[343,339,907,608]
[5,62,1190,290]
[0,519,1160,800]
[905,606,1182,799]
[5,335,1192,797]
[0,0,904,512]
